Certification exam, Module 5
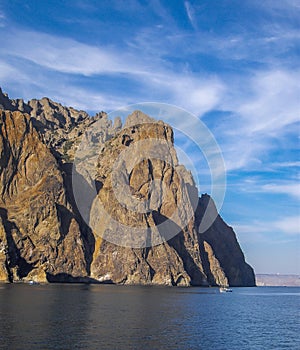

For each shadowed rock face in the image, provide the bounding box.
[0,89,255,286]
[196,194,255,287]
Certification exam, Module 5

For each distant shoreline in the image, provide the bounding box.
[256,274,300,287]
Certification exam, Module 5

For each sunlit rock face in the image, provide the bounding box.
[0,110,89,283]
[0,89,255,286]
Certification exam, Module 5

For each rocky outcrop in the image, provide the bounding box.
[196,194,255,286]
[0,110,90,282]
[0,217,10,282]
[87,111,206,285]
[0,87,30,113]
[0,88,255,286]
[0,88,117,163]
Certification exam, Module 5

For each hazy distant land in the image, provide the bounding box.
[256,274,300,287]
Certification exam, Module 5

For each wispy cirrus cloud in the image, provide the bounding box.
[0,58,132,111]
[271,161,300,168]
[0,61,24,81]
[234,215,300,237]
[184,1,197,30]
[231,70,300,134]
[261,183,300,199]
[226,176,300,201]
[215,68,300,172]
[0,28,225,115]
[1,30,146,76]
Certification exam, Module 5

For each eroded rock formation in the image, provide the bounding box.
[0,88,255,286]
[0,110,91,282]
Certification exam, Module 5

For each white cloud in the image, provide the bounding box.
[233,215,300,244]
[184,1,197,30]
[226,177,300,201]
[217,69,300,172]
[271,161,300,168]
[261,183,300,199]
[273,216,300,235]
[0,61,20,80]
[50,86,130,113]
[0,59,130,112]
[220,136,268,172]
[154,73,225,116]
[234,70,300,134]
[0,28,226,116]
[0,60,34,87]
[2,30,146,77]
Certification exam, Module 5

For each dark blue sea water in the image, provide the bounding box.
[0,284,299,350]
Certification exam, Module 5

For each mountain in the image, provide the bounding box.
[256,274,300,286]
[0,88,255,286]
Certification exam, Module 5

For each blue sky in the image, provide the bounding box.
[0,0,299,274]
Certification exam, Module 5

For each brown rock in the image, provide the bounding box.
[89,117,208,285]
[0,217,10,282]
[0,89,255,286]
[0,110,89,282]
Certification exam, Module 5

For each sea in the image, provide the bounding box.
[0,284,299,350]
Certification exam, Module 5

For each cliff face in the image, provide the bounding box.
[87,112,206,285]
[196,194,255,286]
[0,110,90,282]
[0,88,255,286]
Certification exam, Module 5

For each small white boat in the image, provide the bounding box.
[28,280,39,285]
[220,287,232,293]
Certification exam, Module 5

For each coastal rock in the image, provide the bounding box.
[0,88,255,286]
[89,113,211,285]
[196,194,255,286]
[0,217,10,282]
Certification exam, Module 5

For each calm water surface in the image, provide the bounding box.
[0,284,299,349]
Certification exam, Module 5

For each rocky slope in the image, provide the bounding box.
[0,88,255,286]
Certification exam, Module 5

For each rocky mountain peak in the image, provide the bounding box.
[0,89,106,163]
[28,97,90,130]
[124,110,156,127]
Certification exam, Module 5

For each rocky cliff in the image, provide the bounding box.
[0,109,93,283]
[0,88,255,286]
